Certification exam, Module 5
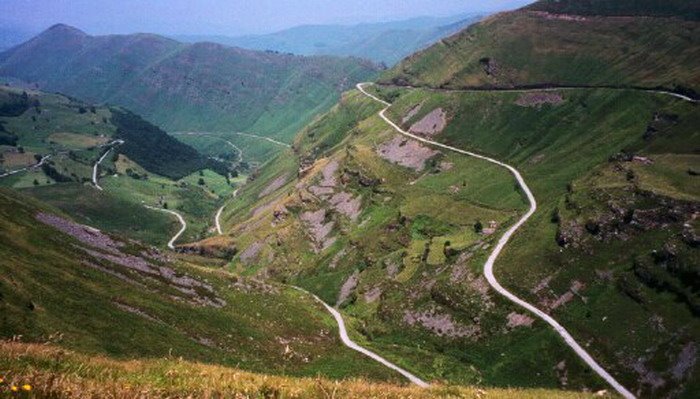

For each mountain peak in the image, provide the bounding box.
[41,23,88,38]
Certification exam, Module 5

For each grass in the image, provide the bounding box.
[0,188,401,383]
[196,85,623,392]
[0,341,609,399]
[373,85,700,396]
[171,131,284,166]
[48,132,109,149]
[380,9,700,93]
[201,80,699,397]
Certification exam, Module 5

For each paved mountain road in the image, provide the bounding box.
[144,205,187,250]
[230,132,291,148]
[215,188,239,235]
[92,140,125,191]
[357,82,637,398]
[379,83,699,104]
[291,286,429,387]
[0,154,51,178]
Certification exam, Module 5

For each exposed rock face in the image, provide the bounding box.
[309,161,339,197]
[515,92,564,108]
[377,135,439,171]
[258,173,289,198]
[364,286,382,303]
[239,241,263,265]
[336,270,359,306]
[329,192,362,221]
[506,312,535,328]
[672,342,697,381]
[402,102,423,124]
[409,108,448,136]
[37,212,226,308]
[403,306,479,338]
[300,209,335,252]
[538,280,585,312]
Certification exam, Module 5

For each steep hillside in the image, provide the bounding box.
[0,24,379,141]
[380,1,700,95]
[182,14,482,66]
[0,188,400,382]
[203,14,699,394]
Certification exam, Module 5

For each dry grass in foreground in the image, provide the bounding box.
[0,341,615,398]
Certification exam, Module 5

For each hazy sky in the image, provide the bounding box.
[1,0,533,36]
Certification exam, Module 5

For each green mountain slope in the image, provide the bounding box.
[200,2,700,397]
[0,86,235,245]
[0,187,401,382]
[0,24,379,141]
[380,1,700,95]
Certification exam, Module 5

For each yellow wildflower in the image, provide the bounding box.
[10,385,19,392]
[0,376,4,383]
[22,384,32,391]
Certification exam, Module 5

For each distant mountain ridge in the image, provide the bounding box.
[174,13,483,66]
[0,24,379,140]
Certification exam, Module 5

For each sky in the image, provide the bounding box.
[0,0,534,36]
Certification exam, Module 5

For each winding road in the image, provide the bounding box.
[215,188,239,235]
[229,132,291,148]
[357,82,637,398]
[144,205,187,250]
[378,83,699,104]
[172,132,244,164]
[92,140,125,191]
[291,286,429,387]
[0,154,50,178]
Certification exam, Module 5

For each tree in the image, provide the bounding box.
[17,146,25,154]
[474,220,483,234]
[33,179,39,186]
[197,178,205,186]
[163,202,168,209]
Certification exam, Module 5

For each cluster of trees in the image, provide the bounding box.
[41,162,72,183]
[110,108,230,180]
[0,91,31,117]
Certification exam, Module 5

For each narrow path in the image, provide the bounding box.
[0,154,50,178]
[172,132,244,164]
[229,132,291,148]
[215,188,239,235]
[92,140,124,191]
[172,131,291,149]
[144,205,187,250]
[379,83,699,104]
[291,286,429,387]
[357,82,636,398]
